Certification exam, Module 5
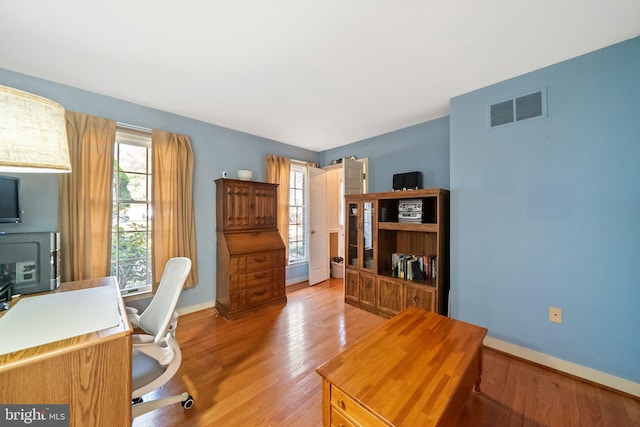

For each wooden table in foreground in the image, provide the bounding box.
[0,277,132,426]
[316,307,488,426]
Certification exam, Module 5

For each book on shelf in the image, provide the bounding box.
[392,253,436,280]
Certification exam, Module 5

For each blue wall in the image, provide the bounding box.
[449,37,640,382]
[3,36,638,384]
[0,68,318,309]
[319,117,450,192]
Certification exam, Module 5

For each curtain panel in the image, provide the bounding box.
[58,111,116,281]
[151,130,199,291]
[265,155,291,265]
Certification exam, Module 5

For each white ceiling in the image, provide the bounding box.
[1,1,639,152]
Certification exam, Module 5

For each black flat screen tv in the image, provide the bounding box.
[0,176,22,223]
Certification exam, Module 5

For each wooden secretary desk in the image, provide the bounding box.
[215,178,287,320]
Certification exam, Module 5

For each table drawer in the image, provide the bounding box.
[331,385,383,426]
[330,406,357,427]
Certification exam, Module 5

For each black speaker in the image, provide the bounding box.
[392,171,422,191]
[392,174,404,191]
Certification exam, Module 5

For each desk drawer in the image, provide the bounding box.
[330,406,357,427]
[230,285,273,309]
[246,252,275,272]
[246,285,273,306]
[246,270,272,289]
[331,385,383,426]
[230,250,282,272]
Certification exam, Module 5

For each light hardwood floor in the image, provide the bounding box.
[133,278,639,427]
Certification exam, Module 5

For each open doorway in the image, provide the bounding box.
[322,158,368,280]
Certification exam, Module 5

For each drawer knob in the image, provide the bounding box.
[254,256,267,262]
[336,399,346,410]
[254,273,267,279]
[414,296,420,303]
[254,289,267,296]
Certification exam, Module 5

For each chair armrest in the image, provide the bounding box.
[133,339,175,366]
[132,334,155,345]
[125,306,139,315]
[126,306,141,328]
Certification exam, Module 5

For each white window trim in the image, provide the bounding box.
[288,161,308,264]
[112,126,153,296]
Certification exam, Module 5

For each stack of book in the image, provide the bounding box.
[391,253,437,281]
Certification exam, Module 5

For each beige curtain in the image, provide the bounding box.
[58,112,116,281]
[151,130,199,291]
[265,155,291,264]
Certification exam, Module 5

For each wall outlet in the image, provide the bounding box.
[549,306,563,324]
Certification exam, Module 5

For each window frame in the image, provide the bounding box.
[111,127,153,296]
[288,162,308,265]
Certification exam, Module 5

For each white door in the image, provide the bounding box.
[309,167,329,285]
[343,157,364,195]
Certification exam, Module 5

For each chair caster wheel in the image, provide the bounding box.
[182,395,195,409]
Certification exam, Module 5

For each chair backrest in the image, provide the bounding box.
[138,257,192,343]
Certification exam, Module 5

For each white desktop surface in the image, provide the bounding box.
[0,285,121,355]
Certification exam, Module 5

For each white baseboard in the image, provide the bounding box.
[176,300,216,316]
[286,275,308,286]
[484,336,640,397]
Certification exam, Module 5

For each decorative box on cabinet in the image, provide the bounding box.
[215,179,286,320]
[344,188,449,317]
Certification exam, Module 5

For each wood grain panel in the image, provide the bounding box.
[376,276,403,317]
[317,307,488,426]
[253,185,278,229]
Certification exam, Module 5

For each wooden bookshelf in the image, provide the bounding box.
[344,188,449,317]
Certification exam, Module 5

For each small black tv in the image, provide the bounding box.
[0,176,22,223]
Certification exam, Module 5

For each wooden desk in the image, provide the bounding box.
[316,307,488,426]
[0,277,132,426]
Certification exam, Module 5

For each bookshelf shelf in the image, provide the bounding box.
[344,189,449,317]
[378,222,438,232]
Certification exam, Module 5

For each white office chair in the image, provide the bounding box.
[126,257,195,418]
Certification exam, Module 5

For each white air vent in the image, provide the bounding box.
[488,88,546,128]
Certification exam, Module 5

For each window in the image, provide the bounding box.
[288,163,307,263]
[111,128,152,295]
